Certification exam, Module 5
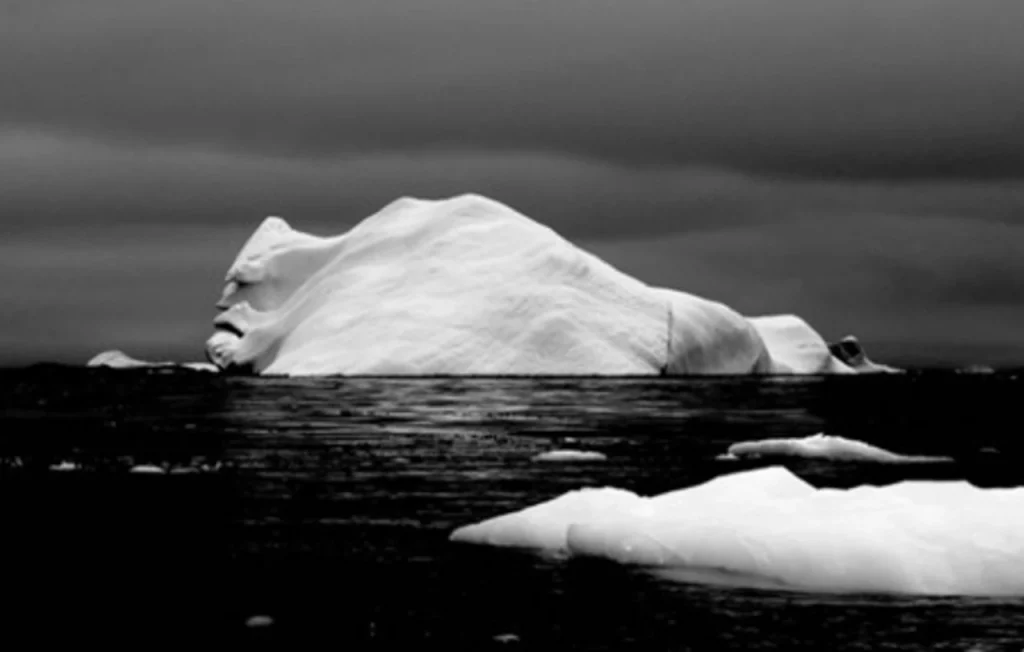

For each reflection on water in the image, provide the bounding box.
[2,368,1024,648]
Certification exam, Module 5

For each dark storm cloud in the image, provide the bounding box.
[4,0,1024,179]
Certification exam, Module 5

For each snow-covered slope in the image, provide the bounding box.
[203,194,891,376]
[450,466,1024,596]
[749,315,854,374]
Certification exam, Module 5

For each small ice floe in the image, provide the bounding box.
[48,461,80,472]
[532,450,608,463]
[245,615,273,628]
[715,453,739,462]
[130,463,168,474]
[493,633,520,644]
[723,433,953,464]
[129,460,225,474]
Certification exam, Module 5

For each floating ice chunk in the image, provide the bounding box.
[957,365,996,375]
[726,433,953,464]
[87,350,217,373]
[245,615,274,628]
[451,466,1024,596]
[532,450,608,463]
[130,464,167,474]
[48,461,79,472]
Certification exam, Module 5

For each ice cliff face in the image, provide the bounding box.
[204,194,893,377]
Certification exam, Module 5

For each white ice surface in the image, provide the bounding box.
[450,466,1024,596]
[748,315,854,374]
[87,350,217,372]
[724,433,953,463]
[203,194,888,376]
[532,450,609,463]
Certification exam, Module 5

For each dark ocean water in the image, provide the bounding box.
[3,366,1024,649]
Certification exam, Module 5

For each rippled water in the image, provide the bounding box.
[3,367,1024,648]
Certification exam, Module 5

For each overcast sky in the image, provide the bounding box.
[3,0,1024,367]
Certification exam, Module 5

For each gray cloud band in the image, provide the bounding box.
[3,0,1024,179]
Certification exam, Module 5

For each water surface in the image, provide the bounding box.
[3,367,1023,649]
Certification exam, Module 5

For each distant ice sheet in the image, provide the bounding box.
[451,466,1024,596]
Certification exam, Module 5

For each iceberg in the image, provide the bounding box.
[532,450,609,463]
[450,466,1024,596]
[202,194,895,376]
[721,433,953,464]
[87,350,217,373]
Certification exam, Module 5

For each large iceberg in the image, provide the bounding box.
[202,194,894,376]
[450,466,1024,596]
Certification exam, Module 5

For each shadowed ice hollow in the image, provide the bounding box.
[195,194,898,376]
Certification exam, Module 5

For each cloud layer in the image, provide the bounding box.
[5,0,1024,177]
[2,1,1023,366]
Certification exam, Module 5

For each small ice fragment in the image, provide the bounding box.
[532,450,607,463]
[246,615,273,628]
[130,464,166,474]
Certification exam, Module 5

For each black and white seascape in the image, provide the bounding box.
[6,1,1024,649]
